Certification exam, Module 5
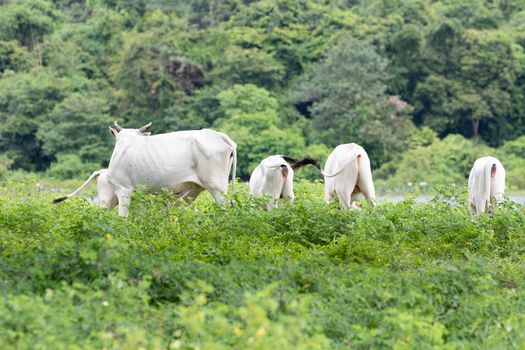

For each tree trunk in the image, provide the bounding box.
[472,118,480,140]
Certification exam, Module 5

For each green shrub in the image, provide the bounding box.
[1,180,525,348]
[378,134,492,186]
[47,153,100,180]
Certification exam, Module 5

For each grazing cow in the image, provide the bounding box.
[53,121,152,209]
[53,169,118,210]
[468,156,505,214]
[323,143,376,209]
[249,155,320,209]
[105,122,237,216]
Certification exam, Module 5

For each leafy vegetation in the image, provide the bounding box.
[1,181,525,348]
[1,1,525,345]
[1,0,525,186]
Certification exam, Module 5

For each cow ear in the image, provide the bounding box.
[109,127,118,139]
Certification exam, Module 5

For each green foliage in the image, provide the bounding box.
[215,84,306,178]
[293,37,388,144]
[379,132,525,190]
[1,0,525,185]
[0,153,12,179]
[0,40,34,74]
[1,181,525,348]
[37,92,114,164]
[47,153,100,179]
[111,11,205,131]
[43,7,126,78]
[377,134,492,186]
[0,0,62,49]
[293,37,414,166]
[498,136,525,190]
[0,69,70,170]
[213,44,286,90]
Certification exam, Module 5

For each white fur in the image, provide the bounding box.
[107,128,237,216]
[468,156,505,214]
[323,143,376,209]
[249,155,294,210]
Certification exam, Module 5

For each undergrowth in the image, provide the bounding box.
[1,180,525,349]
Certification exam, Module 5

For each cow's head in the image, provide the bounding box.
[109,121,152,139]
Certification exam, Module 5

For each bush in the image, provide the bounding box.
[377,134,492,188]
[1,180,525,348]
[47,153,100,180]
[498,136,525,190]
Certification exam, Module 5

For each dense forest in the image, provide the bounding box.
[1,0,525,187]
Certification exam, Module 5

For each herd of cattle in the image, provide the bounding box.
[53,122,506,216]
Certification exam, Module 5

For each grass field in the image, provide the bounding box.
[1,180,525,349]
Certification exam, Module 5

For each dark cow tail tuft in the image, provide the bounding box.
[288,156,321,171]
[281,156,298,164]
[52,196,68,204]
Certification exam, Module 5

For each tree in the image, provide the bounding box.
[379,134,492,186]
[0,70,70,170]
[0,40,34,74]
[37,92,114,165]
[214,84,305,178]
[293,37,413,166]
[415,27,519,144]
[111,11,205,131]
[0,0,62,51]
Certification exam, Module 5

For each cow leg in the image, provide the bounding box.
[335,159,359,209]
[474,197,487,214]
[267,199,277,211]
[468,201,477,214]
[96,183,118,211]
[115,187,134,217]
[356,155,376,206]
[324,192,332,204]
[182,186,204,204]
[324,178,336,205]
[95,194,118,211]
[337,193,351,209]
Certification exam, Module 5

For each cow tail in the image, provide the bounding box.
[281,156,298,165]
[220,135,237,206]
[231,145,237,205]
[484,163,493,203]
[286,156,321,171]
[321,155,359,178]
[52,169,105,204]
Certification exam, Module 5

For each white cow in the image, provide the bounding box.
[468,156,505,214]
[106,122,237,216]
[53,122,152,209]
[323,143,376,209]
[249,155,320,209]
[53,169,118,210]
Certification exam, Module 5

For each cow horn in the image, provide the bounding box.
[114,121,122,132]
[138,122,152,133]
